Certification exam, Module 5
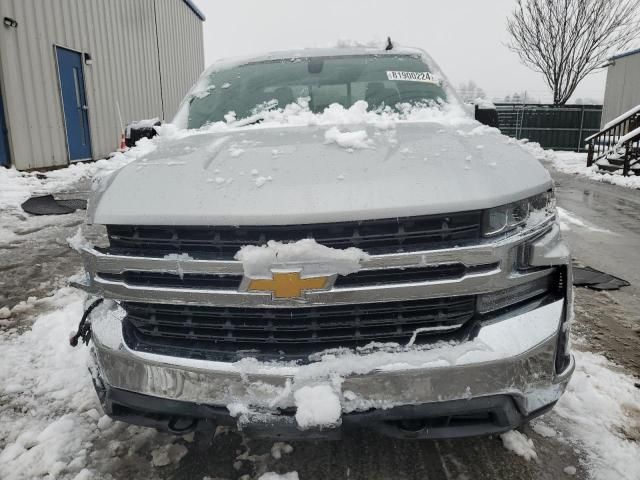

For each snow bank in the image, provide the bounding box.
[0,288,95,479]
[522,143,640,189]
[500,430,537,461]
[234,238,369,278]
[0,138,157,216]
[0,288,190,479]
[293,384,342,429]
[551,350,640,480]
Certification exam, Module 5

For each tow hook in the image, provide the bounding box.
[69,298,104,347]
[168,417,199,435]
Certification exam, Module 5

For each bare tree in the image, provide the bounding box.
[458,81,487,102]
[507,0,640,104]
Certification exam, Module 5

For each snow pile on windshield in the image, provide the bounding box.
[234,238,369,278]
[170,96,473,136]
[244,99,472,129]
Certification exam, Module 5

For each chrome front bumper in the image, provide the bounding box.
[90,297,574,419]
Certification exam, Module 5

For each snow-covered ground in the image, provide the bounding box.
[1,112,639,479]
[0,288,187,480]
[1,283,638,479]
[526,145,640,190]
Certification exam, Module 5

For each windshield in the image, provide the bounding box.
[177,54,448,129]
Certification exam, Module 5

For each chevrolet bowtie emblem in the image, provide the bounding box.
[245,271,332,299]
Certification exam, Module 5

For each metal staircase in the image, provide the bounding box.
[586,105,640,177]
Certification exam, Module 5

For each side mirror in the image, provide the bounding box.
[474,102,499,128]
[125,118,161,147]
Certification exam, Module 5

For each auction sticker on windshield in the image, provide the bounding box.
[386,71,440,84]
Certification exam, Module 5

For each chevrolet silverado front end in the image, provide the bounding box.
[73,46,573,439]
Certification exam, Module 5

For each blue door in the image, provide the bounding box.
[0,88,9,167]
[56,47,92,161]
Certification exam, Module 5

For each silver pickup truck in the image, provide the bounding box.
[74,46,574,439]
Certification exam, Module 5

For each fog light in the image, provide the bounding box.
[477,275,552,314]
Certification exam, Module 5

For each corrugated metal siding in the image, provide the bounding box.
[602,52,640,128]
[155,0,204,120]
[0,0,203,170]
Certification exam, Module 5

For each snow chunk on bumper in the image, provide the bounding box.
[294,384,342,429]
[234,238,369,277]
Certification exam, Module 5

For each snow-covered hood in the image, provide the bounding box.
[89,122,552,225]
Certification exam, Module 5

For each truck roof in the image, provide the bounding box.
[204,46,431,74]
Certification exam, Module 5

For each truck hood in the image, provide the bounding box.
[90,122,552,225]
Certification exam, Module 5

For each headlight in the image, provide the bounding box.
[482,190,555,237]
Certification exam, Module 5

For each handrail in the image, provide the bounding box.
[619,129,640,177]
[586,104,640,177]
[602,104,640,130]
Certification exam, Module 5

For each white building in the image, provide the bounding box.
[601,47,640,128]
[0,0,205,170]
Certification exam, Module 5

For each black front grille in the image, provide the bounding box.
[99,271,242,290]
[99,263,497,290]
[107,211,482,259]
[122,297,477,361]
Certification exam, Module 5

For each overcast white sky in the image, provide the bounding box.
[191,0,634,103]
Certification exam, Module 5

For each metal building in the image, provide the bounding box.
[601,47,640,128]
[0,0,205,170]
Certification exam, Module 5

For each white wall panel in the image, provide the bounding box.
[155,0,204,120]
[602,52,640,128]
[0,0,204,170]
